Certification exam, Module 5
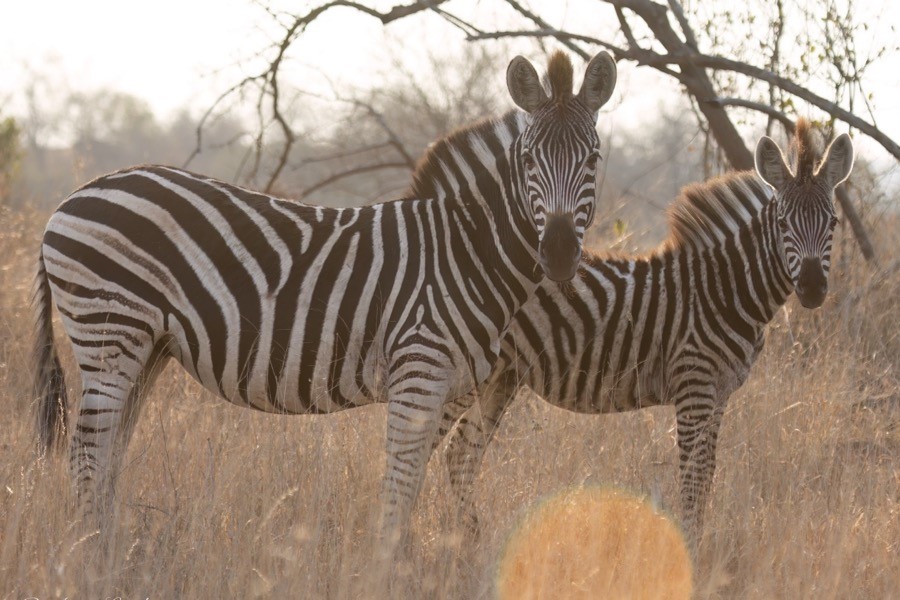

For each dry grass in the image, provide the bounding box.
[0,204,897,598]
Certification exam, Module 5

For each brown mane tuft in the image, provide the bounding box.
[546,51,574,102]
[791,118,820,179]
[663,172,773,252]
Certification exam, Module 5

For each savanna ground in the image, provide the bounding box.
[0,204,897,598]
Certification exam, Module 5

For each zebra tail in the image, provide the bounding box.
[33,249,67,454]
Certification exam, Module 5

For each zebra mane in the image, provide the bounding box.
[790,118,822,181]
[664,171,773,251]
[408,109,524,199]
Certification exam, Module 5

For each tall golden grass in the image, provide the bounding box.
[0,204,897,598]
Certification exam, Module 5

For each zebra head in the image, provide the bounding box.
[755,121,854,308]
[507,51,617,282]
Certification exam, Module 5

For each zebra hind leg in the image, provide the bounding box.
[69,339,166,528]
[430,393,476,457]
[445,373,518,540]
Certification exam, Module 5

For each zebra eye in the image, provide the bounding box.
[523,153,536,170]
[585,202,596,226]
[778,216,789,231]
[830,215,839,228]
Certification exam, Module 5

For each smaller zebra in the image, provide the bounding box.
[437,121,854,545]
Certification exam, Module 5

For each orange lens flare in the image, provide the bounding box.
[497,487,692,599]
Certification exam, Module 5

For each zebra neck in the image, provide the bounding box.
[758,202,794,319]
[409,109,541,284]
[675,202,793,330]
[443,180,542,294]
[494,134,541,282]
[469,110,540,281]
[734,202,794,325]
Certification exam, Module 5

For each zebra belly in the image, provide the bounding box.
[531,362,666,415]
[593,368,667,413]
[160,294,387,415]
[508,335,669,415]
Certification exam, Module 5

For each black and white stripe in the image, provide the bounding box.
[32,51,617,549]
[434,122,854,545]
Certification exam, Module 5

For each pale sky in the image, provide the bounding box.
[1,0,897,178]
[0,0,500,119]
[1,1,278,118]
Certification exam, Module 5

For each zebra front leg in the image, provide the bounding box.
[674,387,725,551]
[377,372,450,559]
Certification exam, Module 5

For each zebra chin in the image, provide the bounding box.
[795,286,827,309]
[539,213,582,282]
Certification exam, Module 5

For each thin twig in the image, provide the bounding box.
[302,161,411,197]
[705,97,795,131]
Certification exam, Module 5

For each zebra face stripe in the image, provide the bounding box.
[777,184,838,308]
[520,103,601,281]
[754,127,854,309]
[507,51,615,283]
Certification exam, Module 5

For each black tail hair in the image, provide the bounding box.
[33,250,67,453]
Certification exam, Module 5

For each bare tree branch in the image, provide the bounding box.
[464,28,683,78]
[209,0,894,262]
[265,35,296,191]
[350,99,417,169]
[502,0,591,59]
[705,97,796,131]
[184,75,258,169]
[666,0,699,51]
[302,161,411,197]
[609,0,759,169]
[290,0,449,27]
[765,0,786,137]
[835,186,876,262]
[234,0,900,168]
[431,7,484,37]
[652,52,900,161]
[614,6,639,52]
[465,29,623,56]
[190,0,449,191]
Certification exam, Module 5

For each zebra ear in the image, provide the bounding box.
[577,52,617,114]
[817,133,854,189]
[507,56,548,113]
[755,136,793,190]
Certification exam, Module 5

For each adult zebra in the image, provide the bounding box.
[32,51,617,550]
[434,120,854,544]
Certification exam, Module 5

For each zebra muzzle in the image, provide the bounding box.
[795,256,828,308]
[539,214,581,282]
